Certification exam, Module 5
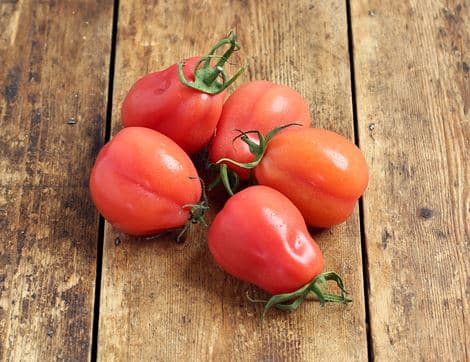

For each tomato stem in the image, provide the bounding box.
[208,163,240,195]
[220,164,239,196]
[214,123,302,195]
[178,31,247,94]
[247,271,352,319]
[177,178,209,243]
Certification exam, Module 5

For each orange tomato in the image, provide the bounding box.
[254,128,368,227]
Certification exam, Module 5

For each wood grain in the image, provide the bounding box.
[0,1,113,360]
[351,0,469,360]
[98,1,367,360]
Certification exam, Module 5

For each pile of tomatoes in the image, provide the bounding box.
[90,32,368,317]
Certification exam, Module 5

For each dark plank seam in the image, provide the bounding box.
[345,1,374,361]
[91,0,120,360]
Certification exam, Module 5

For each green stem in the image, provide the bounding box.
[178,31,246,94]
[176,178,209,243]
[204,33,239,84]
[220,164,235,196]
[215,123,302,195]
[208,163,240,195]
[246,272,352,319]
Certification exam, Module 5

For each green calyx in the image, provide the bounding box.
[177,201,208,243]
[142,178,208,243]
[177,177,209,243]
[247,271,352,319]
[215,123,302,195]
[178,31,247,94]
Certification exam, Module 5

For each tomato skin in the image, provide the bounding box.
[208,185,324,295]
[209,80,311,179]
[121,57,225,155]
[89,127,202,236]
[254,128,369,227]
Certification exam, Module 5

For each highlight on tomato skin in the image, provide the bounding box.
[89,127,202,236]
[208,185,324,295]
[254,127,369,228]
[209,80,311,180]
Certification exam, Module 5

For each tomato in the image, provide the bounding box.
[217,127,368,227]
[208,185,324,295]
[89,127,203,236]
[209,80,311,179]
[254,128,368,227]
[121,33,245,154]
[208,185,350,315]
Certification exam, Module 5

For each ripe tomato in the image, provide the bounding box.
[89,127,202,236]
[122,33,245,154]
[208,185,324,295]
[217,127,368,227]
[209,80,311,179]
[253,128,368,227]
[208,185,350,316]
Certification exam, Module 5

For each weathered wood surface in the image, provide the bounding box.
[0,1,113,360]
[351,0,469,360]
[2,0,467,361]
[98,0,367,361]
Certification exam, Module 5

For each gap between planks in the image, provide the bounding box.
[346,1,373,360]
[91,0,120,360]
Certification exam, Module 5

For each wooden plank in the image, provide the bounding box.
[351,0,469,360]
[0,1,113,360]
[99,1,367,360]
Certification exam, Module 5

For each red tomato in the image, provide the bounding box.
[208,185,324,295]
[209,80,311,179]
[122,33,245,154]
[89,127,202,236]
[121,57,224,155]
[254,128,369,227]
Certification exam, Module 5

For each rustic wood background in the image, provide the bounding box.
[0,0,468,361]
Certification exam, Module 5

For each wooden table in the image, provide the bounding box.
[1,1,468,361]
